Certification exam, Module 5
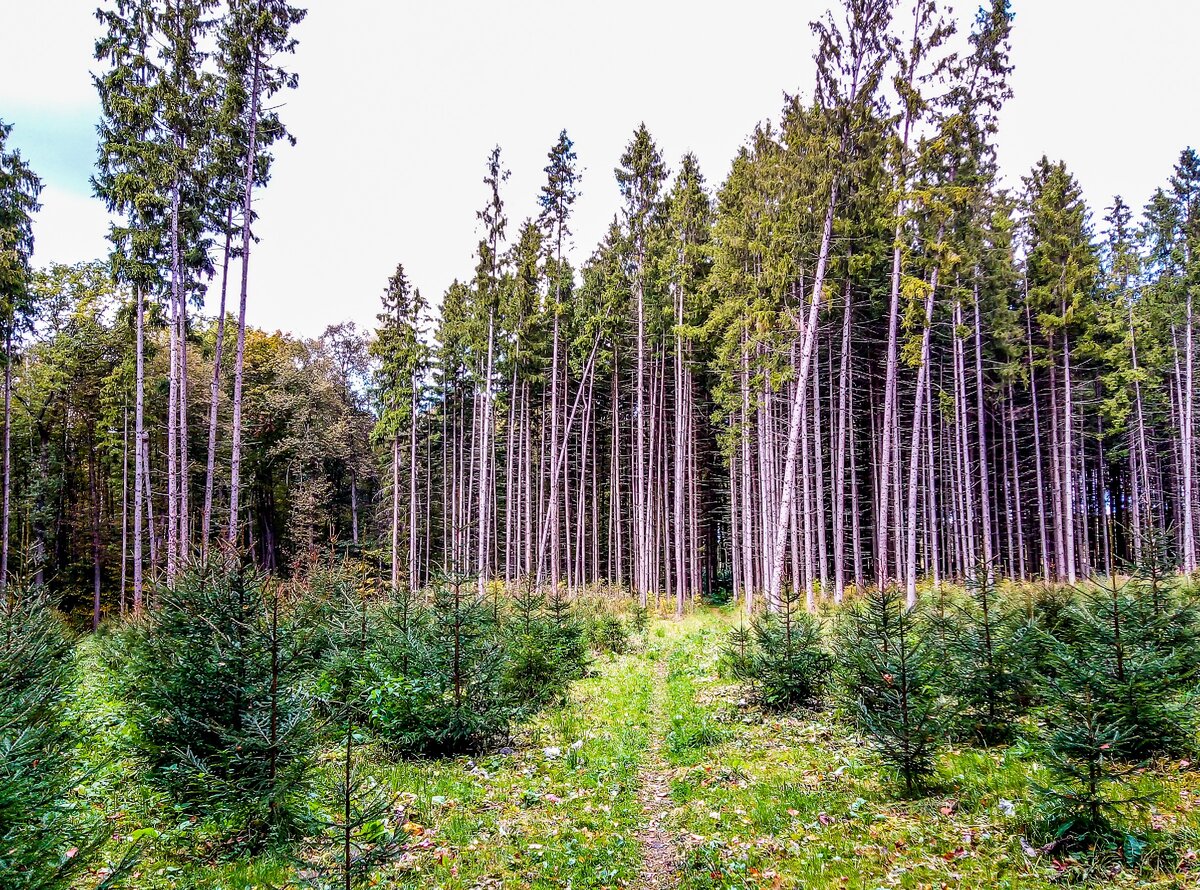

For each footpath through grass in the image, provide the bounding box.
[75,609,1200,888]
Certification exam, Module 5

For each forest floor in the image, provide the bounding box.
[76,609,1200,889]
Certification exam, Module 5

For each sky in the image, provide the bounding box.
[1,0,1198,339]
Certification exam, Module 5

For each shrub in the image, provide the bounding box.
[1032,681,1149,850]
[302,589,402,889]
[367,572,516,756]
[588,612,630,655]
[502,585,588,709]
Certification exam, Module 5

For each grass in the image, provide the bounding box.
[67,608,1200,888]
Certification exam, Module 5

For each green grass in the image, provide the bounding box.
[67,608,1200,888]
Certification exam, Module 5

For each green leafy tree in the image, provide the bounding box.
[941,563,1035,744]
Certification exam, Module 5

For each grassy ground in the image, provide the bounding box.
[74,609,1200,889]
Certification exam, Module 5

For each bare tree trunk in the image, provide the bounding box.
[120,399,129,614]
[673,276,686,616]
[1184,287,1196,571]
[813,337,829,593]
[91,435,102,629]
[973,279,993,578]
[134,288,146,609]
[167,177,181,578]
[1,326,11,598]
[202,214,233,558]
[478,309,495,594]
[1026,303,1050,582]
[1062,332,1077,583]
[228,47,264,544]
[391,436,400,590]
[904,255,940,605]
[409,383,418,588]
[833,280,851,603]
[768,181,838,607]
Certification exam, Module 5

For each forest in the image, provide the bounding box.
[2,0,1200,887]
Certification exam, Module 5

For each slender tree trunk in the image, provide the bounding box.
[202,213,233,558]
[1062,331,1077,583]
[134,287,146,610]
[1184,286,1196,571]
[167,177,181,577]
[409,384,418,590]
[1,326,11,597]
[391,436,400,590]
[1026,303,1050,582]
[973,279,993,578]
[834,281,851,603]
[904,254,940,605]
[768,180,838,607]
[120,399,129,614]
[228,46,264,544]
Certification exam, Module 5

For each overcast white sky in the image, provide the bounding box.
[2,1,1198,338]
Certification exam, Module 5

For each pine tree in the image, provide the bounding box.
[226,0,306,545]
[368,570,514,755]
[537,130,581,595]
[836,589,946,793]
[730,582,830,711]
[941,562,1033,744]
[0,120,42,598]
[1043,576,1199,759]
[370,264,426,593]
[302,586,402,890]
[1034,673,1149,849]
[115,561,319,846]
[0,590,134,889]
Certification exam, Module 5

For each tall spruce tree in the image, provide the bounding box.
[0,121,42,597]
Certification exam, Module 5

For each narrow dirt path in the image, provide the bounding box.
[635,648,680,889]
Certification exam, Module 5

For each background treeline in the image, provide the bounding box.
[2,0,1200,624]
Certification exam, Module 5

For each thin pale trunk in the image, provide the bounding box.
[904,253,940,605]
[1027,302,1051,582]
[769,181,838,606]
[134,288,145,609]
[228,44,264,544]
[973,279,993,578]
[833,281,851,603]
[202,215,233,558]
[1062,333,1077,583]
[391,436,400,590]
[1,326,11,596]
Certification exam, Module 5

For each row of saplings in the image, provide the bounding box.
[725,551,1200,872]
[0,562,623,890]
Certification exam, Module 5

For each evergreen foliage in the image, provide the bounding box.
[115,562,319,847]
[301,585,402,890]
[1040,576,1199,759]
[727,584,830,711]
[0,590,130,889]
[367,572,513,756]
[835,589,946,794]
[1033,674,1150,849]
[941,565,1035,744]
